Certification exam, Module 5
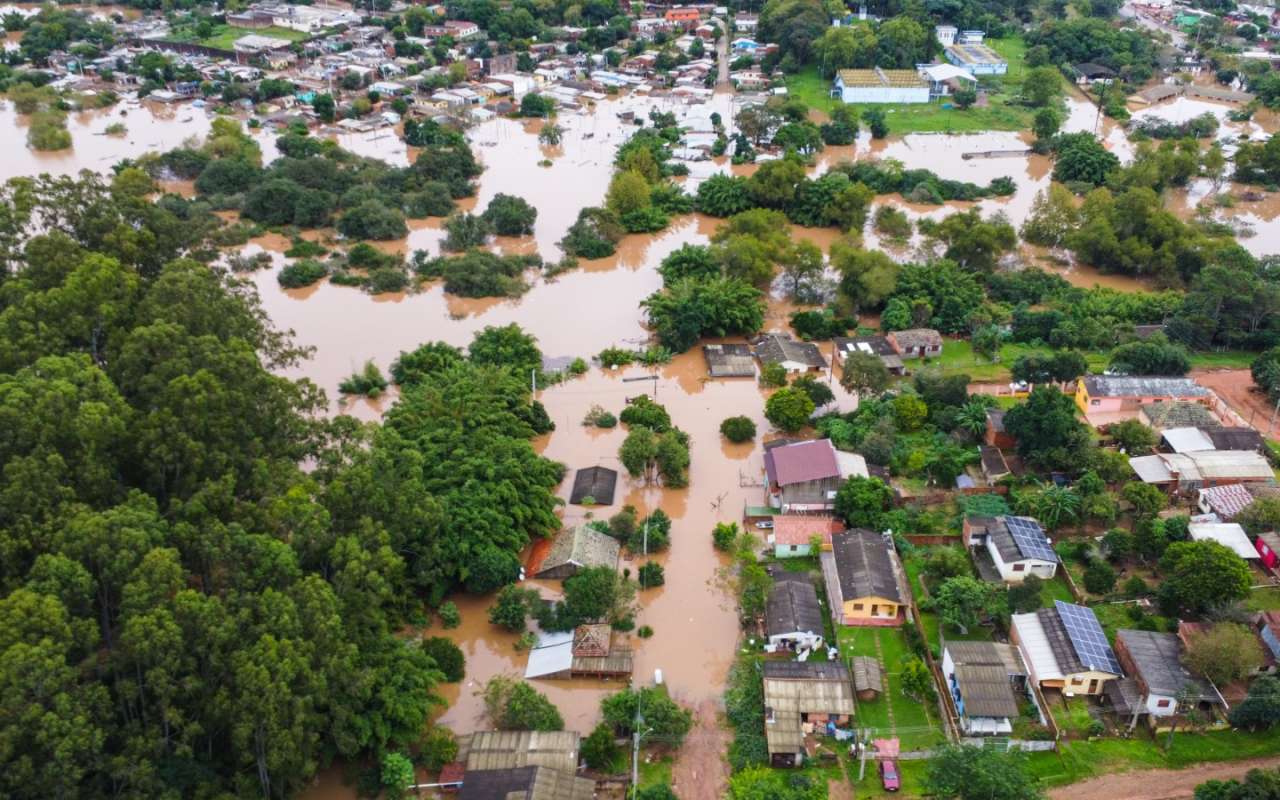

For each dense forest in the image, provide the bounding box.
[0,170,564,798]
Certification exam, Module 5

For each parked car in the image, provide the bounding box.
[879,760,900,792]
[754,520,773,529]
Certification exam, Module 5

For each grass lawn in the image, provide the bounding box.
[785,65,1033,134]
[837,626,946,749]
[187,24,310,50]
[1040,574,1076,606]
[1247,586,1280,611]
[847,757,928,798]
[932,339,1255,384]
[636,753,672,790]
[1025,729,1280,788]
[1046,693,1098,738]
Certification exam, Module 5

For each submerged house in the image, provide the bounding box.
[569,466,618,506]
[703,343,756,378]
[941,640,1027,735]
[1010,601,1121,696]
[523,624,633,679]
[533,525,621,579]
[459,767,594,800]
[821,529,904,626]
[766,573,825,652]
[763,661,855,767]
[963,516,1059,584]
[764,439,868,513]
[754,333,827,373]
[458,730,582,773]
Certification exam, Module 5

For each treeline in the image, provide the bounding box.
[0,173,566,797]
[150,118,482,242]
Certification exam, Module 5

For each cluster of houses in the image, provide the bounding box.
[831,26,1005,105]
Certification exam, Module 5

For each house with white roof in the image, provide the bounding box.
[1011,601,1121,696]
[1188,522,1260,560]
[1160,426,1217,454]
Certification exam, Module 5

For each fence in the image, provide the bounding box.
[960,737,1057,752]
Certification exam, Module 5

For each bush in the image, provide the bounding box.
[759,362,788,387]
[583,405,618,428]
[712,522,741,552]
[638,561,665,588]
[438,601,461,628]
[637,624,654,638]
[339,361,390,398]
[338,200,408,240]
[720,416,756,443]
[1083,560,1117,595]
[619,396,671,432]
[421,727,458,771]
[582,722,620,770]
[278,259,328,288]
[597,347,635,368]
[422,636,465,681]
[1122,574,1149,598]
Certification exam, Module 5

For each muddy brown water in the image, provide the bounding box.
[11,79,1267,797]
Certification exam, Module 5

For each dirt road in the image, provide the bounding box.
[1192,368,1279,437]
[671,699,731,800]
[1048,755,1280,800]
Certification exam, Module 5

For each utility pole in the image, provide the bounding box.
[531,367,537,402]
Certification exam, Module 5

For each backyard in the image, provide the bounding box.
[836,625,947,750]
[932,339,1255,384]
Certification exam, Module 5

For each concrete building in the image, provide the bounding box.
[1075,375,1211,417]
[832,68,930,104]
[764,439,867,513]
[763,661,855,767]
[944,41,1008,76]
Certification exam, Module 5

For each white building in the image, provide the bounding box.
[1188,522,1259,560]
[833,68,930,104]
[963,516,1059,584]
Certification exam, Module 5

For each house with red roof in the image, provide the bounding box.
[771,515,845,558]
[764,439,868,513]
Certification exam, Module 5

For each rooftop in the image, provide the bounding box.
[766,574,825,638]
[830,528,902,603]
[1188,522,1259,559]
[1161,426,1216,454]
[772,514,845,546]
[945,42,1007,66]
[753,333,826,369]
[458,766,594,800]
[764,439,840,486]
[835,67,928,89]
[889,328,943,349]
[459,731,581,774]
[703,343,755,378]
[1117,629,1216,701]
[1083,375,1209,399]
[1142,401,1219,429]
[569,466,617,505]
[535,525,621,576]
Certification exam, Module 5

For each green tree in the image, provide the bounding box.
[1122,480,1167,519]
[840,350,891,396]
[1003,386,1091,471]
[1159,540,1253,615]
[582,721,621,769]
[381,753,414,800]
[1185,623,1264,687]
[1229,675,1280,731]
[720,416,756,443]
[482,193,538,236]
[764,385,815,432]
[834,476,893,529]
[483,676,565,731]
[924,745,1044,800]
[934,576,999,635]
[601,687,693,745]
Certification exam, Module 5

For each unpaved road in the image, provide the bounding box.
[1048,755,1280,800]
[671,700,731,800]
[1192,368,1278,437]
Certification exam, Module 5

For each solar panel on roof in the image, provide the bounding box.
[1006,517,1057,562]
[1055,601,1121,674]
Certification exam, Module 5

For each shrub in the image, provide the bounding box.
[421,636,465,681]
[720,416,756,443]
[583,405,618,428]
[597,347,635,368]
[582,722,620,770]
[421,727,458,771]
[437,601,461,629]
[278,259,328,288]
[759,362,788,387]
[637,624,654,638]
[1122,575,1149,598]
[638,561,665,588]
[339,361,390,397]
[712,522,741,552]
[1083,560,1117,595]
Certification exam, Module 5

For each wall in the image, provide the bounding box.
[842,595,900,625]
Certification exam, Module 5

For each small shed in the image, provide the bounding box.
[1256,531,1280,570]
[569,466,617,505]
[851,655,883,700]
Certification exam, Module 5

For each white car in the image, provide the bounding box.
[755,521,773,530]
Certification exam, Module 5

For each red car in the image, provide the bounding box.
[879,759,900,792]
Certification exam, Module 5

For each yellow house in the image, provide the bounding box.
[1011,601,1121,696]
[820,529,904,627]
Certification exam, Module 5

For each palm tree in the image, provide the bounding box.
[1035,485,1081,532]
[956,399,991,439]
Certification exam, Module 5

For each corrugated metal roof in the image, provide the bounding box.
[1117,629,1215,701]
[524,630,575,678]
[830,529,902,603]
[1189,522,1259,559]
[766,440,840,486]
[461,731,581,774]
[1083,375,1209,399]
[536,525,620,576]
[835,68,928,88]
[1011,612,1063,682]
[955,663,1019,719]
[766,575,824,637]
[1161,427,1217,453]
[1199,483,1258,519]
